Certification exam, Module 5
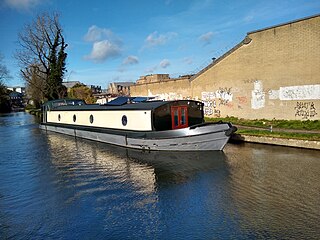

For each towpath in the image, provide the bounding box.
[231,125,320,150]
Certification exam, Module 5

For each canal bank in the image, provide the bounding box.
[231,134,320,150]
[231,125,320,150]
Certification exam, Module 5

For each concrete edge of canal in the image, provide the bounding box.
[230,134,320,150]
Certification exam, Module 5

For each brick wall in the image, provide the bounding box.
[131,78,191,100]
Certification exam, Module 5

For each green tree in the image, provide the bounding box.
[46,29,67,100]
[15,12,67,102]
[68,84,96,104]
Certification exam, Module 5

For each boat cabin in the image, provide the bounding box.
[42,98,204,131]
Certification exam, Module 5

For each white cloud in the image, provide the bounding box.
[84,25,123,63]
[123,55,139,65]
[198,31,214,45]
[244,14,254,23]
[183,57,193,65]
[85,40,121,63]
[145,65,158,73]
[4,0,42,11]
[84,25,121,43]
[160,59,170,68]
[144,31,177,48]
[145,58,171,73]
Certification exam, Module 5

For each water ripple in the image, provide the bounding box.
[1,113,320,239]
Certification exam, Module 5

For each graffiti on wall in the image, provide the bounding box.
[280,84,320,101]
[216,87,233,105]
[202,92,216,116]
[237,96,248,105]
[294,102,317,119]
[250,82,320,112]
[148,90,183,101]
[251,80,265,109]
[268,90,280,100]
[236,96,248,109]
[201,88,233,116]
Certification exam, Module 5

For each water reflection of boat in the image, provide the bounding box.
[45,132,227,186]
[127,148,225,170]
[125,148,227,184]
[40,98,236,151]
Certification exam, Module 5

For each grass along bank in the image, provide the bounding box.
[205,117,320,141]
[205,116,320,130]
[236,129,320,141]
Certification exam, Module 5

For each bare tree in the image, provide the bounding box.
[0,53,11,83]
[15,12,67,102]
[0,53,11,112]
[23,64,46,108]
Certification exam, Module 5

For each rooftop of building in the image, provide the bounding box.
[248,13,320,34]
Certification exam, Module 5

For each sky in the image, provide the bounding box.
[1,0,319,88]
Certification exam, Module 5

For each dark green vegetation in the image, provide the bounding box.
[236,129,320,141]
[0,81,11,112]
[68,84,96,104]
[206,116,320,141]
[26,108,42,117]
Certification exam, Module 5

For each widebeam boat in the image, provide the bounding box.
[40,97,237,151]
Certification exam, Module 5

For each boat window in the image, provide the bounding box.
[73,114,76,122]
[58,114,61,121]
[122,115,127,126]
[90,115,94,124]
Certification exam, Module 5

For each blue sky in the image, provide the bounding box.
[1,0,319,88]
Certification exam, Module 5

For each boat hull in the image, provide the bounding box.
[40,122,235,151]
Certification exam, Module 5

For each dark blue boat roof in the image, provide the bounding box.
[107,97,134,106]
[132,97,154,102]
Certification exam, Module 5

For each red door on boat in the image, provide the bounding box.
[171,106,188,129]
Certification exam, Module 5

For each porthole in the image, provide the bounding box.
[122,115,127,126]
[73,114,76,122]
[89,114,94,124]
[58,114,61,121]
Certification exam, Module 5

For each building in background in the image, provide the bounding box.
[7,86,26,110]
[87,85,102,94]
[136,74,170,84]
[62,81,81,90]
[107,82,134,96]
[7,86,26,95]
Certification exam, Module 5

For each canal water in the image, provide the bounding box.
[1,112,319,239]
